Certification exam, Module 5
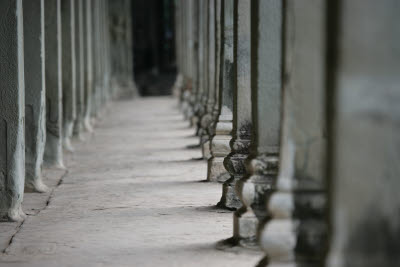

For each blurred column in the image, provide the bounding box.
[0,0,26,222]
[327,0,400,266]
[44,0,65,169]
[61,0,77,152]
[23,0,48,193]
[259,0,327,264]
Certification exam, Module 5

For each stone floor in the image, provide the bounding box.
[0,97,263,267]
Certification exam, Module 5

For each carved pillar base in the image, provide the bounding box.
[233,154,278,246]
[207,115,232,182]
[44,135,65,170]
[63,121,75,152]
[217,149,249,210]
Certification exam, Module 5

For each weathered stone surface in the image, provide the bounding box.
[259,1,327,265]
[23,0,49,193]
[327,1,400,266]
[62,0,77,152]
[73,0,86,140]
[219,0,252,210]
[0,97,263,266]
[200,0,217,159]
[233,0,282,249]
[208,0,234,183]
[44,0,65,169]
[83,0,94,132]
[0,0,26,222]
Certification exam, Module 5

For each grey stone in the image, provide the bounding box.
[208,0,234,183]
[73,0,86,140]
[83,0,94,132]
[44,0,65,169]
[327,1,400,266]
[23,0,49,193]
[218,0,252,210]
[0,0,27,222]
[259,0,327,264]
[234,0,282,247]
[61,0,77,152]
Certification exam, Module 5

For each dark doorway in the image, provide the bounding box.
[132,0,176,96]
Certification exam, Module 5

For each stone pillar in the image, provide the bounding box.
[172,0,183,99]
[44,0,65,169]
[233,0,282,247]
[23,0,49,193]
[103,0,112,103]
[0,0,26,222]
[83,0,94,132]
[193,0,207,135]
[91,0,102,119]
[208,0,234,183]
[209,0,222,140]
[62,0,77,152]
[123,0,139,97]
[188,0,200,127]
[180,0,193,121]
[218,0,251,210]
[327,1,400,266]
[200,0,216,159]
[258,0,327,264]
[73,0,85,140]
[196,0,210,137]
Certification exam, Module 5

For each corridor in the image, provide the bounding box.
[0,97,262,266]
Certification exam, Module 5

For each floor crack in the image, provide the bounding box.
[1,170,69,255]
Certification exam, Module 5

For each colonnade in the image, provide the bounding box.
[174,0,400,266]
[0,0,137,222]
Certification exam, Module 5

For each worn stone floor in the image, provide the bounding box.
[0,97,263,267]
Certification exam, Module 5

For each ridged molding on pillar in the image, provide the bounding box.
[0,0,27,222]
[259,0,327,265]
[208,0,234,183]
[23,0,49,193]
[218,0,252,210]
[234,0,282,247]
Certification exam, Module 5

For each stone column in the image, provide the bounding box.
[233,0,282,247]
[23,0,49,193]
[123,0,139,97]
[193,0,207,135]
[172,0,183,99]
[209,0,222,140]
[196,0,210,137]
[44,0,65,169]
[83,0,94,132]
[218,0,251,210]
[200,0,217,158]
[73,0,85,140]
[91,0,102,119]
[0,0,26,222]
[188,0,200,127]
[181,0,193,121]
[327,1,400,266]
[62,0,77,152]
[259,0,327,264]
[208,0,234,183]
[103,0,112,103]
